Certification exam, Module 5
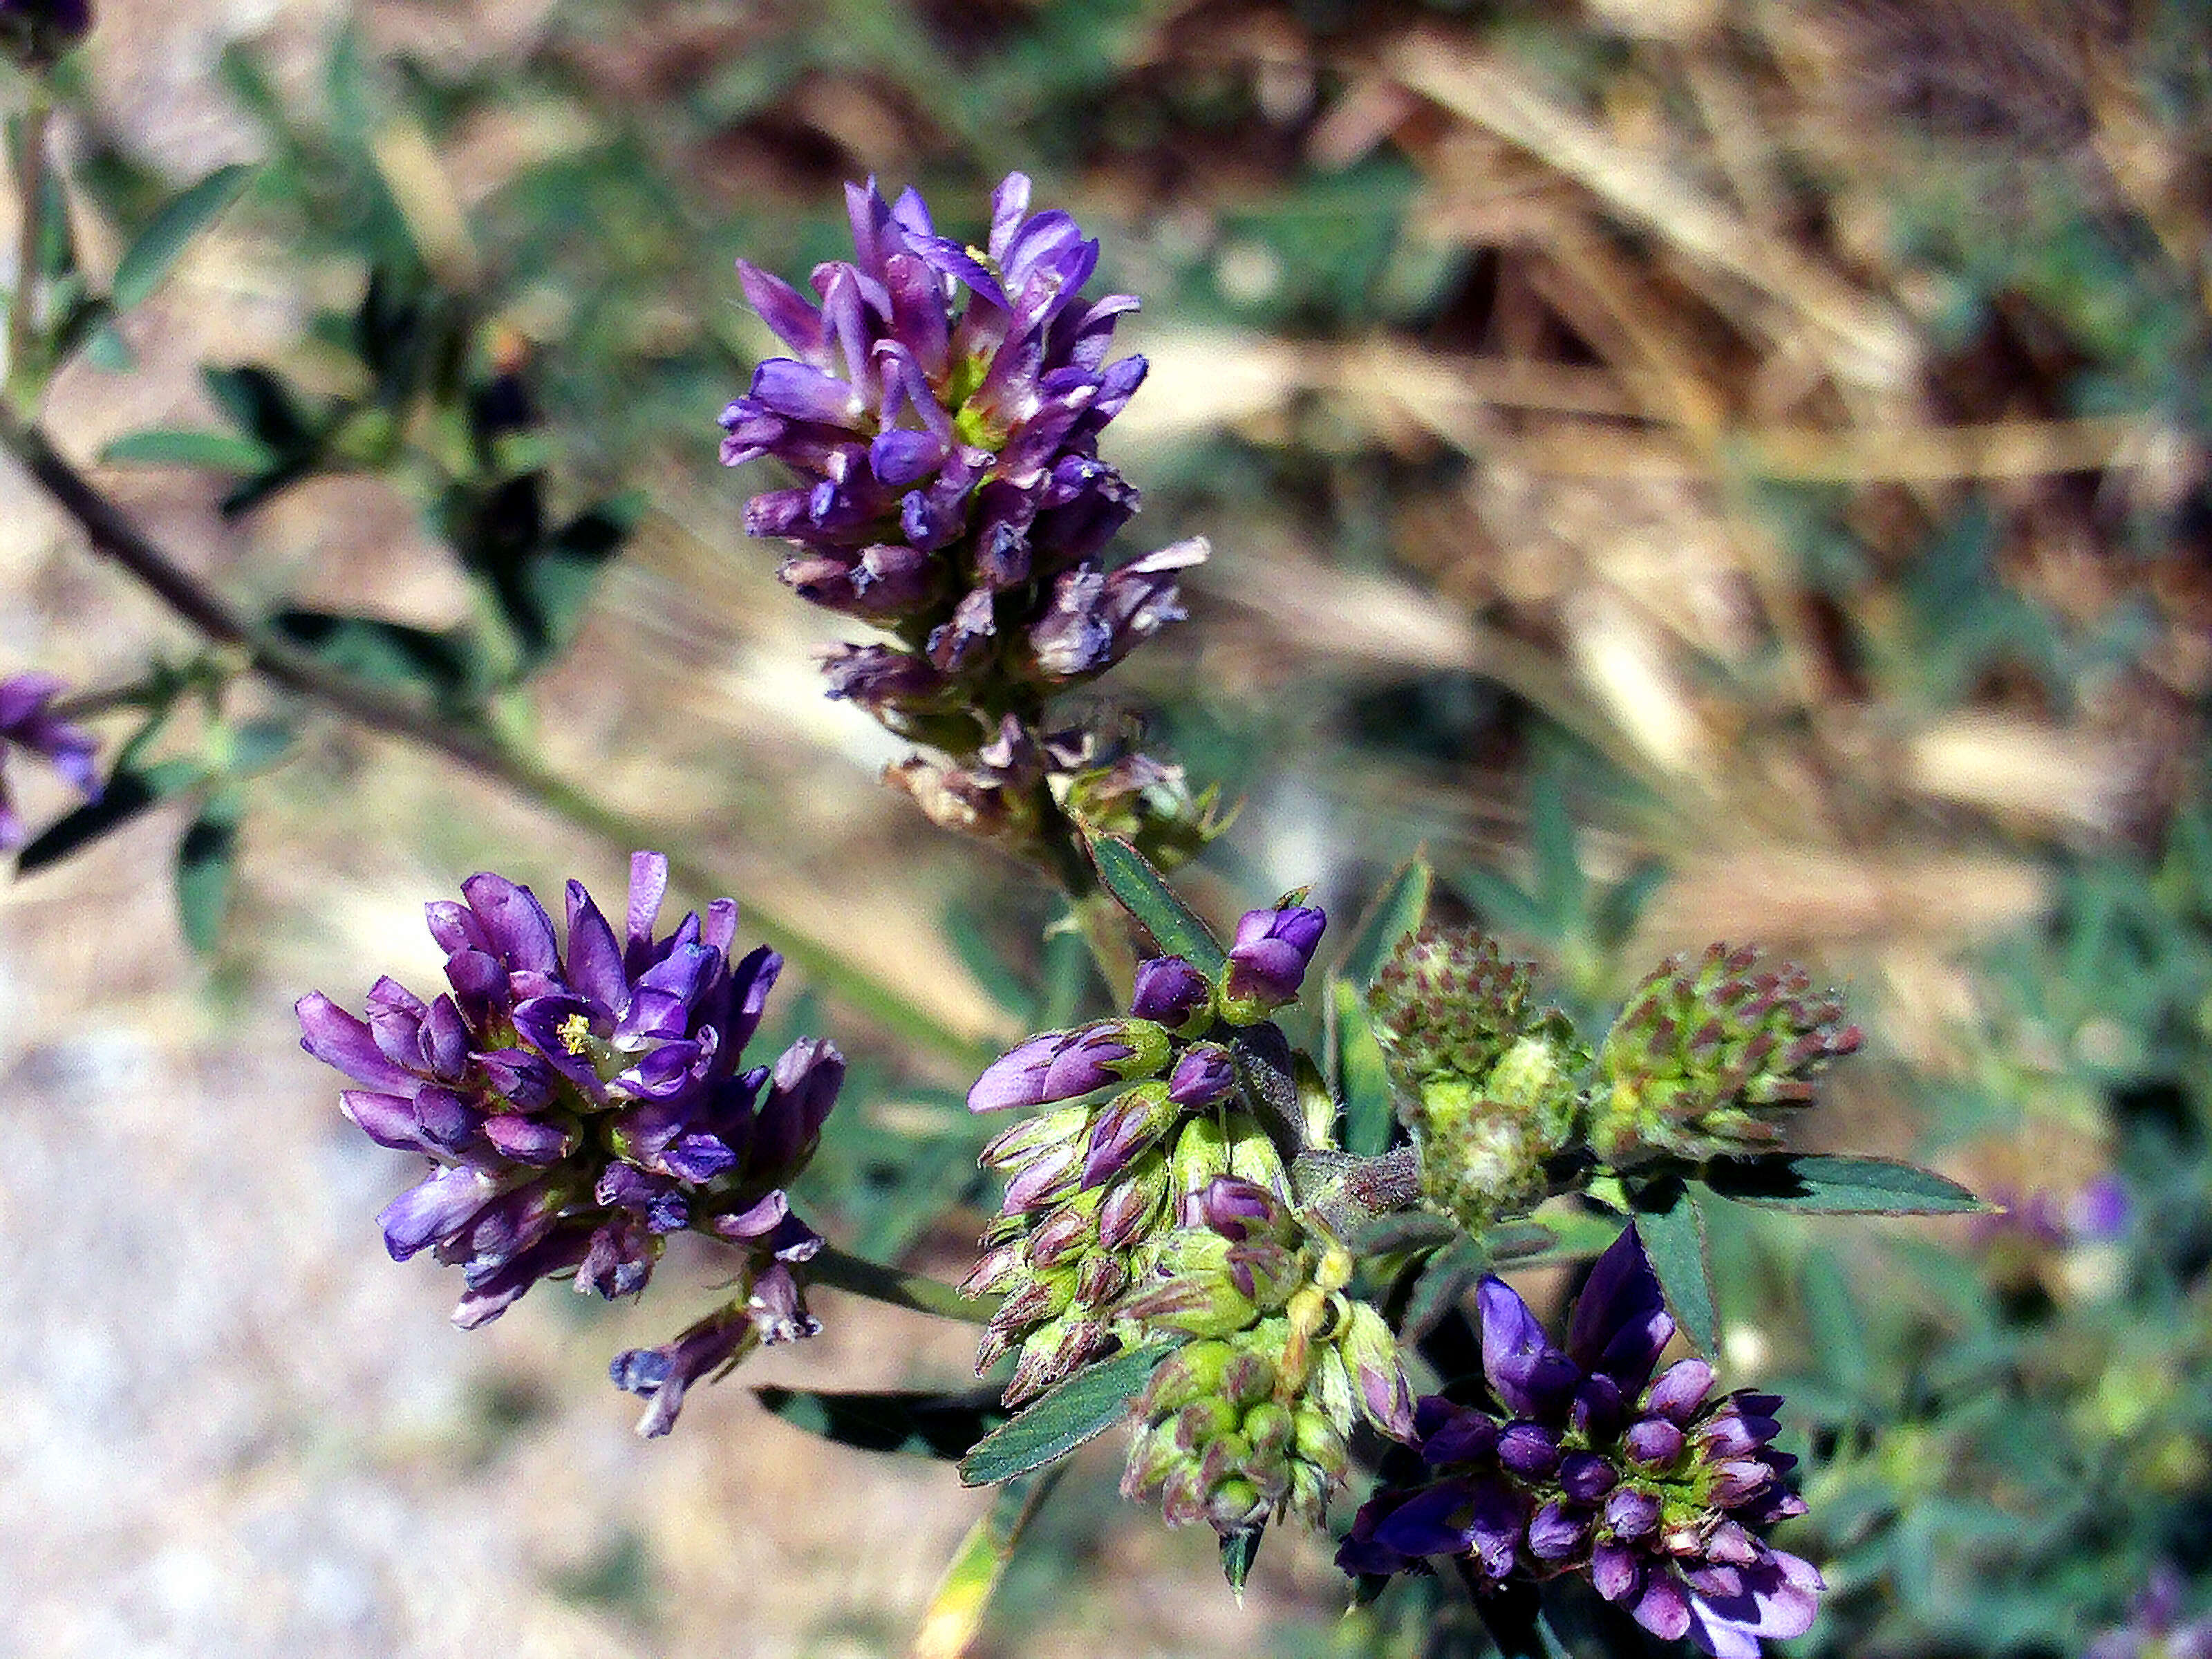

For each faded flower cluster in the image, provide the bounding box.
[297,852,843,1434]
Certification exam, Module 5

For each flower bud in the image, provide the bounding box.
[1593,944,1861,1167]
[1219,901,1327,1023]
[966,1019,1172,1114]
[1130,954,1215,1035]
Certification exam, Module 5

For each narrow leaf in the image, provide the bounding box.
[910,1470,1061,1659]
[1632,1179,1718,1355]
[1085,833,1225,977]
[272,608,477,700]
[174,801,240,954]
[753,1384,1006,1461]
[1400,1237,1489,1343]
[1700,1154,1987,1216]
[957,1344,1168,1486]
[15,758,200,874]
[112,163,255,312]
[1338,853,1432,988]
[1221,1524,1264,1602]
[1334,978,1399,1158]
[100,428,276,471]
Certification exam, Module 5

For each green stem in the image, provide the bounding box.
[0,407,995,1072]
[809,1243,997,1325]
[8,88,50,405]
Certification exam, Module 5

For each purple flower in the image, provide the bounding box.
[2089,1568,2212,1659]
[300,852,845,1432]
[0,672,100,850]
[0,0,92,64]
[1339,1228,1821,1657]
[966,1018,1170,1113]
[1221,901,1328,1022]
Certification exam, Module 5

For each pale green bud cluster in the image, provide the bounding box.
[1593,943,1862,1167]
[1118,1187,1414,1538]
[1368,926,1585,1230]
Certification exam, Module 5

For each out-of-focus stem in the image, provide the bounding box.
[811,1243,997,1325]
[6,90,49,402]
[0,406,995,1072]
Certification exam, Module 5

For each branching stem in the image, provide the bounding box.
[0,405,995,1071]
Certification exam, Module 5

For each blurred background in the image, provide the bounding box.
[3,0,2210,1654]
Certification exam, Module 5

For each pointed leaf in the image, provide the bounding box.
[911,1471,1062,1659]
[1334,978,1399,1158]
[1400,1236,1489,1343]
[112,164,255,312]
[201,364,315,453]
[958,1344,1169,1486]
[1631,1178,1718,1355]
[174,799,240,954]
[1700,1154,1987,1216]
[1085,834,1224,977]
[1338,854,1432,988]
[754,1384,1006,1461]
[100,428,276,471]
[1221,1524,1264,1601]
[15,757,201,874]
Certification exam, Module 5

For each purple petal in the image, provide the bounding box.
[460,872,560,975]
[1478,1276,1580,1419]
[297,993,418,1091]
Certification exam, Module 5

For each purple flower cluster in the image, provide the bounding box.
[1340,1229,1821,1658]
[720,174,1210,865]
[0,672,99,851]
[722,171,1198,702]
[297,852,843,1434]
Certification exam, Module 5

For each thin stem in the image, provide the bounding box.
[809,1243,997,1325]
[0,406,995,1071]
[7,88,49,401]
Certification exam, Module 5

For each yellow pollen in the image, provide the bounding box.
[557,1012,594,1056]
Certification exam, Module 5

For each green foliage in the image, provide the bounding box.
[959,1345,1170,1486]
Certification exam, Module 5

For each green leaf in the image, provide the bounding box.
[1700,1155,1987,1216]
[754,1384,1006,1461]
[15,757,201,874]
[271,608,478,701]
[111,164,255,312]
[1085,834,1225,977]
[174,799,240,954]
[958,1344,1169,1486]
[1221,1524,1264,1602]
[1333,978,1399,1158]
[910,1470,1062,1659]
[1632,1178,1718,1354]
[201,364,315,453]
[1400,1236,1488,1342]
[1338,854,1432,988]
[100,429,276,471]
[1530,769,1587,932]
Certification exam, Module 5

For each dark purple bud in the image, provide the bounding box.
[610,1305,757,1437]
[1130,955,1214,1034]
[1478,1277,1580,1420]
[1082,1082,1174,1187]
[1625,1417,1686,1468]
[1165,1043,1235,1108]
[1645,1357,1716,1422]
[1418,1400,1499,1467]
[1568,1227,1675,1397]
[1221,902,1327,1019]
[1528,1500,1587,1562]
[1602,1485,1661,1540]
[1498,1421,1562,1479]
[1559,1450,1620,1501]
